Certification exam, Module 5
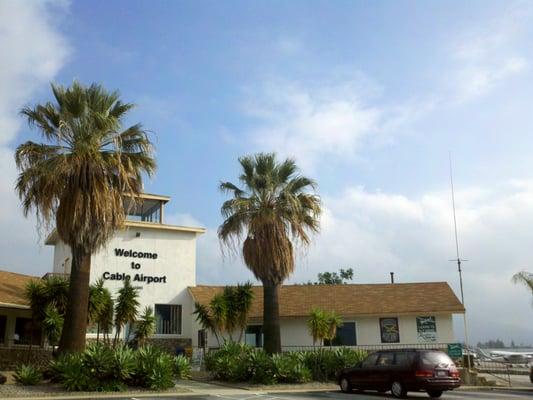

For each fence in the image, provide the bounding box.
[280,343,450,353]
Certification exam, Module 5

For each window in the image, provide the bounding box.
[362,353,379,368]
[395,352,416,366]
[377,352,395,366]
[14,317,41,345]
[245,325,263,347]
[155,304,182,334]
[124,198,163,224]
[379,317,400,343]
[0,316,6,344]
[324,322,356,346]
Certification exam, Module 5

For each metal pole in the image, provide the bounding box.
[449,153,472,370]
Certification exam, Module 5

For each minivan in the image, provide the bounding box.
[337,349,461,398]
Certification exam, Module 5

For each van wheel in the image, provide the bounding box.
[391,380,407,398]
[340,377,352,393]
[427,390,443,398]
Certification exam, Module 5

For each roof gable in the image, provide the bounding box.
[0,270,39,308]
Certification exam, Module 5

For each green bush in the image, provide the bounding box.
[14,364,42,386]
[133,345,175,390]
[112,345,136,381]
[205,345,367,384]
[248,350,276,384]
[48,343,185,391]
[205,342,254,382]
[174,355,192,379]
[272,353,311,383]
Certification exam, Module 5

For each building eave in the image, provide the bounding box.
[46,221,206,245]
[0,302,30,310]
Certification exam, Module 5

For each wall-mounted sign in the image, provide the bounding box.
[114,248,158,259]
[102,271,167,284]
[380,317,400,343]
[416,316,437,342]
[105,248,165,285]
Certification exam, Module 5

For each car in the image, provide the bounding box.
[337,349,461,398]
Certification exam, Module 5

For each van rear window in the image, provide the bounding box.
[420,352,454,368]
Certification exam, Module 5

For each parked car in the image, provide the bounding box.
[337,349,461,398]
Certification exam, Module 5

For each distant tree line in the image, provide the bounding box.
[302,268,355,285]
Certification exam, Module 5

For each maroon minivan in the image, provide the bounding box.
[338,349,461,398]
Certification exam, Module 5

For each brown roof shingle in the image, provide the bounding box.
[0,270,40,308]
[188,282,465,318]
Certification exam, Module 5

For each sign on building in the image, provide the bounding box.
[416,316,437,342]
[379,317,400,343]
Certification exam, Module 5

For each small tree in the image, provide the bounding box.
[134,306,156,347]
[114,279,140,346]
[316,268,354,285]
[325,311,343,347]
[307,308,329,347]
[193,283,254,345]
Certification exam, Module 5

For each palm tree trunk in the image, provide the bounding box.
[58,247,91,353]
[263,283,282,354]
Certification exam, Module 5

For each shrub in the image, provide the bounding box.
[272,353,311,383]
[49,343,182,392]
[205,345,367,384]
[248,350,276,384]
[133,345,175,390]
[56,353,93,391]
[205,341,254,382]
[14,364,42,386]
[112,345,136,381]
[174,355,191,379]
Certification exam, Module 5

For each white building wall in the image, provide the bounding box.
[51,225,200,341]
[195,313,456,349]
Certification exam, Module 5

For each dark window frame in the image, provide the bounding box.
[154,304,182,335]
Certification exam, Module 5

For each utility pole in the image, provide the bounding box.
[448,153,472,370]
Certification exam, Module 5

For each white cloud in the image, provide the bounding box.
[296,182,533,344]
[450,6,530,102]
[192,181,533,344]
[243,78,423,171]
[0,0,70,275]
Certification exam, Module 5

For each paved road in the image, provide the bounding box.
[122,390,533,400]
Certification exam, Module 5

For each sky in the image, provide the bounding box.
[1,0,532,345]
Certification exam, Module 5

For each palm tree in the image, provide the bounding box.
[512,271,533,306]
[219,153,321,353]
[15,81,155,352]
[114,279,140,346]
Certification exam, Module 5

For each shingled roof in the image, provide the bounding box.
[0,270,39,308]
[188,282,465,318]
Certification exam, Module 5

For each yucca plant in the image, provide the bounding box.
[134,306,156,347]
[14,364,42,386]
[114,279,139,345]
[174,355,191,379]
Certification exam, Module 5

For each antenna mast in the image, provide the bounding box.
[449,153,471,370]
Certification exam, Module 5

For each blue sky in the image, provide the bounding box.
[1,0,533,344]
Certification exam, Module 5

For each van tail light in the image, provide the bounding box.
[415,370,434,377]
[450,368,460,378]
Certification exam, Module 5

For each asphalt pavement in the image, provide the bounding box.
[118,389,533,400]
